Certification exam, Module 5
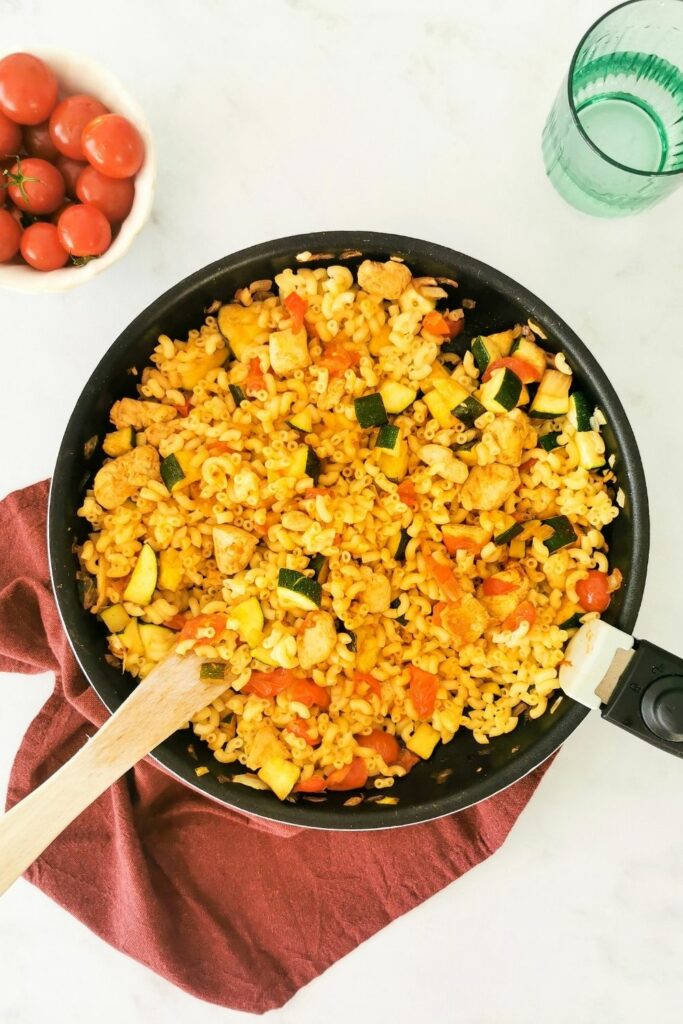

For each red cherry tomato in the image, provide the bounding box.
[49,198,73,224]
[20,221,68,271]
[23,120,59,160]
[576,571,611,613]
[0,53,58,125]
[354,729,401,765]
[82,113,144,178]
[0,207,22,261]
[0,108,21,157]
[286,679,331,710]
[49,94,108,160]
[482,357,542,384]
[57,202,111,257]
[75,165,134,223]
[56,156,87,198]
[326,757,369,792]
[6,157,65,214]
[408,665,438,718]
[501,600,537,632]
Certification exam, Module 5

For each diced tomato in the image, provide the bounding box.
[294,775,327,793]
[409,665,438,718]
[326,757,369,791]
[353,670,382,699]
[245,357,265,393]
[576,571,611,613]
[446,317,465,339]
[286,717,321,746]
[284,291,308,332]
[305,487,330,498]
[482,357,542,384]
[175,398,192,418]
[432,600,447,627]
[422,311,451,336]
[287,679,331,709]
[502,600,537,632]
[442,532,482,555]
[397,479,418,507]
[243,668,296,699]
[178,613,227,642]
[396,748,420,774]
[165,613,187,631]
[354,728,400,765]
[520,458,537,474]
[319,339,361,376]
[482,576,519,596]
[206,440,231,455]
[422,545,462,602]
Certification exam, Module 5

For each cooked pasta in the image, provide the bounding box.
[77,258,622,801]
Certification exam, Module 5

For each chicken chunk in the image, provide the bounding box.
[357,259,412,301]
[93,445,161,510]
[297,611,338,670]
[481,410,535,467]
[460,464,520,511]
[212,525,258,575]
[110,398,177,430]
[364,573,392,613]
[438,594,489,645]
[419,444,469,484]
[479,564,530,621]
[269,326,310,375]
[142,420,178,447]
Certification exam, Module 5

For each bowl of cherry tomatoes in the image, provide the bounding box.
[0,47,155,291]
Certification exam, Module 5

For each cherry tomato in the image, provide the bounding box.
[49,198,73,224]
[293,775,328,793]
[23,120,59,160]
[354,729,400,765]
[576,571,611,613]
[20,222,68,271]
[396,748,420,774]
[56,155,87,198]
[0,53,58,125]
[0,108,21,157]
[75,165,134,223]
[482,576,518,596]
[49,94,108,160]
[81,113,144,178]
[286,718,321,746]
[287,679,331,710]
[0,207,22,261]
[353,670,382,699]
[57,202,111,257]
[409,665,438,718]
[502,600,537,632]
[482,357,542,384]
[243,668,296,699]
[326,757,369,792]
[397,479,417,507]
[6,157,65,214]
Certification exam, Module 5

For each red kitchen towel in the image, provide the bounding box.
[1,481,554,1013]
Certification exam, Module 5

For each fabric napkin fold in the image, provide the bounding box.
[0,480,553,1013]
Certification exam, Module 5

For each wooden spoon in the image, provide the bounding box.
[0,653,231,896]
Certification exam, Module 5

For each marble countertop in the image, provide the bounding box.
[2,0,683,1020]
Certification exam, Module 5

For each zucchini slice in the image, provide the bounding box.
[576,431,606,471]
[308,554,329,582]
[139,623,176,663]
[530,370,571,419]
[376,424,401,454]
[479,367,523,413]
[200,662,227,680]
[389,596,408,626]
[277,568,323,610]
[228,596,264,647]
[103,427,135,458]
[483,327,520,356]
[120,618,144,655]
[510,336,546,377]
[432,377,469,410]
[354,393,388,427]
[158,548,183,591]
[100,604,131,634]
[379,440,409,481]
[288,445,322,481]
[559,612,584,630]
[539,431,564,452]
[287,406,314,433]
[160,453,186,491]
[123,544,158,605]
[392,527,411,561]
[335,617,357,651]
[494,522,524,545]
[258,755,301,801]
[569,392,593,432]
[471,335,502,372]
[541,515,577,553]
[452,437,479,466]
[452,394,486,427]
[379,381,417,413]
[229,384,247,406]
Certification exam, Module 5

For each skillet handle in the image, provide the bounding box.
[560,621,683,758]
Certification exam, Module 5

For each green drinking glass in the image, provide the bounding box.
[542,0,683,216]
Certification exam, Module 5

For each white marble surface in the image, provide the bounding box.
[2,0,683,1019]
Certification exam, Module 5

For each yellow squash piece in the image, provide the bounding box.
[102,427,135,458]
[120,618,144,656]
[258,755,301,800]
[123,544,158,605]
[407,722,441,759]
[228,597,264,648]
[139,623,176,663]
[177,345,228,389]
[158,548,183,591]
[100,604,131,634]
[424,389,456,429]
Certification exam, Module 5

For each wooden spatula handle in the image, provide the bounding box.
[0,653,225,896]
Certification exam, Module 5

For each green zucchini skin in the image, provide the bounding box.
[354,393,388,427]
[542,515,577,553]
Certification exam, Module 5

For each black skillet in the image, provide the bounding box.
[48,231,683,831]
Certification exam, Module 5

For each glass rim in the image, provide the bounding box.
[567,0,683,178]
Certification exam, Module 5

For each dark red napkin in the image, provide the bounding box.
[1,481,554,1013]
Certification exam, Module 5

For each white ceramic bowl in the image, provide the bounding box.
[0,47,156,293]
